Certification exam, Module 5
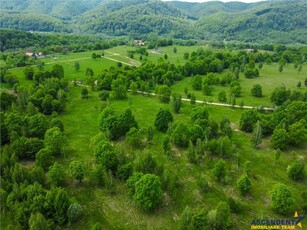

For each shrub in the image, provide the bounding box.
[133,174,163,211]
[237,174,252,195]
[270,183,295,214]
[287,160,305,181]
[154,108,173,132]
[251,84,262,97]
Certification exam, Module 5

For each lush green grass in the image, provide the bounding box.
[172,63,306,107]
[2,45,307,229]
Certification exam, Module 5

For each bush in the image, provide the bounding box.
[227,197,240,213]
[197,175,210,193]
[117,163,133,180]
[208,202,232,230]
[237,174,252,195]
[158,85,171,103]
[271,128,289,149]
[126,127,143,148]
[239,110,259,133]
[191,75,202,90]
[270,183,295,214]
[218,90,227,102]
[69,161,84,182]
[67,203,82,223]
[127,172,143,197]
[154,108,173,132]
[172,122,191,148]
[212,160,227,182]
[89,164,105,187]
[133,174,163,211]
[190,106,209,122]
[99,91,109,101]
[251,84,262,97]
[287,160,305,181]
[81,87,88,99]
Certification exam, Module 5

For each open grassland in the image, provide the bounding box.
[171,63,306,107]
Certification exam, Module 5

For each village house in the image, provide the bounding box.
[133,40,145,46]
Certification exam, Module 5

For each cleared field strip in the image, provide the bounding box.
[131,90,274,111]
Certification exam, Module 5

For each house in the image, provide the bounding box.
[25,52,43,58]
[134,40,145,46]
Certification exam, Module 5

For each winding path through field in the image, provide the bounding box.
[131,90,274,111]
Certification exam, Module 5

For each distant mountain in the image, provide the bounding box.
[76,0,196,38]
[166,1,262,19]
[0,0,306,44]
[0,0,107,19]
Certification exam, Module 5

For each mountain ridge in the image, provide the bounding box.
[0,0,306,44]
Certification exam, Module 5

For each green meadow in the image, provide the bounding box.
[2,45,307,229]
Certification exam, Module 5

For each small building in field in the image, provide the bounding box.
[25,52,43,58]
[134,40,145,46]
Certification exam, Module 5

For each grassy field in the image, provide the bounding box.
[61,87,307,229]
[2,45,307,229]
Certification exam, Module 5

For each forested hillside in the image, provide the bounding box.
[0,0,306,44]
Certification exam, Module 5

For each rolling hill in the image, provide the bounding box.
[0,0,306,44]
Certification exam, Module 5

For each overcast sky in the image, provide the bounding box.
[162,0,266,3]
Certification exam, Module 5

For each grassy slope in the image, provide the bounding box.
[2,45,307,229]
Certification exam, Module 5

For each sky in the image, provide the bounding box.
[162,0,265,2]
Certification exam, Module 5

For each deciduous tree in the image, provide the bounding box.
[133,174,162,211]
[270,183,295,214]
[70,161,84,182]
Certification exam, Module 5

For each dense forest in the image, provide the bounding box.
[0,0,307,44]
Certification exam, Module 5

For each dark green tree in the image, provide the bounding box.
[81,87,88,99]
[271,128,289,149]
[130,81,138,95]
[154,108,173,132]
[158,85,171,103]
[172,93,182,113]
[23,66,35,80]
[270,86,290,106]
[28,213,50,230]
[213,202,232,230]
[111,78,127,99]
[126,127,142,148]
[44,127,66,156]
[86,67,94,77]
[133,174,163,211]
[239,110,259,133]
[172,122,191,148]
[288,119,307,146]
[35,148,54,171]
[218,90,227,102]
[74,61,80,71]
[237,174,252,195]
[212,159,227,182]
[270,183,295,214]
[51,64,64,79]
[252,120,262,148]
[287,160,305,181]
[67,203,82,223]
[190,93,196,105]
[191,75,202,90]
[47,162,65,186]
[230,81,241,97]
[251,84,262,97]
[69,161,84,182]
[220,117,232,139]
